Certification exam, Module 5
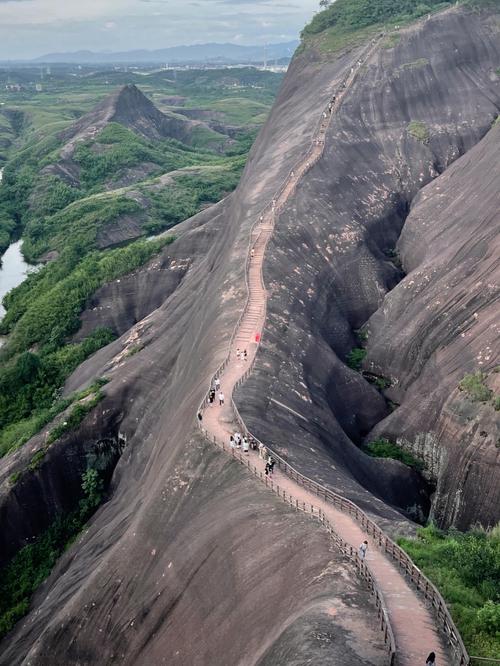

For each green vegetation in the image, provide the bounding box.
[9,472,21,485]
[398,523,500,659]
[73,123,217,190]
[407,120,430,143]
[382,32,401,48]
[47,388,105,445]
[366,437,424,470]
[143,160,244,235]
[23,384,107,472]
[373,375,391,390]
[304,0,453,36]
[355,328,369,343]
[399,58,430,70]
[125,344,144,357]
[0,332,114,457]
[0,465,106,639]
[346,347,367,370]
[0,237,172,456]
[1,238,172,352]
[0,66,278,456]
[23,196,142,262]
[459,371,493,403]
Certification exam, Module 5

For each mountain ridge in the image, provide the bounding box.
[29,41,299,64]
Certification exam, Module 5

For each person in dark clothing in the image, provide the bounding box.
[209,389,215,405]
[197,412,202,422]
[426,653,436,665]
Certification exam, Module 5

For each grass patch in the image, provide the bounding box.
[0,238,173,453]
[1,237,172,352]
[399,58,430,70]
[9,471,21,485]
[73,123,219,191]
[23,195,142,262]
[366,437,424,470]
[125,344,143,357]
[374,376,391,390]
[143,160,244,235]
[346,347,367,371]
[0,237,171,455]
[397,524,500,660]
[0,376,109,458]
[382,32,401,48]
[407,120,430,143]
[47,383,104,445]
[303,0,453,36]
[459,371,493,403]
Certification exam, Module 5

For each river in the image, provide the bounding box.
[0,167,37,347]
[0,240,35,321]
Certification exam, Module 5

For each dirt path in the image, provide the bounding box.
[200,39,451,666]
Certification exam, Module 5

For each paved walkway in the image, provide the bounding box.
[200,39,450,666]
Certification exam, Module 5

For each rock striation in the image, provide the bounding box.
[366,122,500,529]
[238,6,500,528]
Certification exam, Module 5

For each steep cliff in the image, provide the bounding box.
[366,122,500,528]
[238,5,500,528]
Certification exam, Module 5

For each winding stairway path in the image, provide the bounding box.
[199,38,466,666]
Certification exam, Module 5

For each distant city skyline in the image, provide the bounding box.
[0,0,320,60]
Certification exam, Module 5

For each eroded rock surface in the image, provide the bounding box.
[238,6,499,528]
[365,123,500,529]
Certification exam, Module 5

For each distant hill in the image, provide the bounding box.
[39,84,229,192]
[32,41,299,65]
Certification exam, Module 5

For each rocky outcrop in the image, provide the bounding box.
[365,123,500,529]
[237,5,499,528]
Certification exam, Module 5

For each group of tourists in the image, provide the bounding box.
[229,432,276,475]
[236,348,248,361]
[208,376,225,407]
[230,431,253,453]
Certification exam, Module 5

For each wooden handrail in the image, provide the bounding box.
[204,437,397,664]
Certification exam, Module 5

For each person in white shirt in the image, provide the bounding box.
[359,540,368,561]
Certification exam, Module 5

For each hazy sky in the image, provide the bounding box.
[0,0,320,59]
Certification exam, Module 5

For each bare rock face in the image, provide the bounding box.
[365,124,500,529]
[237,6,500,529]
[1,4,499,663]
